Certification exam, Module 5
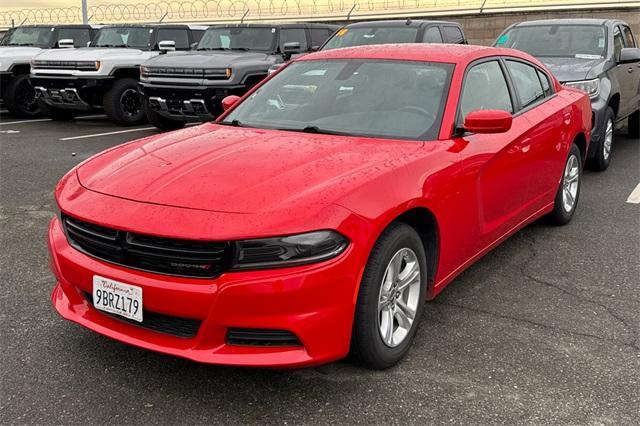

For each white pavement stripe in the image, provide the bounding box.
[0,118,52,126]
[59,127,157,141]
[626,183,640,204]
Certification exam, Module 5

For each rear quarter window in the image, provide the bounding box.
[423,26,443,43]
[442,26,464,44]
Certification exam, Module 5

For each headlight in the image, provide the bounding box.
[140,65,149,77]
[231,230,349,270]
[203,67,232,79]
[268,64,282,75]
[564,78,600,99]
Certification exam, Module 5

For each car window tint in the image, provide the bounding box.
[280,28,308,51]
[537,69,552,97]
[614,26,624,58]
[622,26,636,47]
[506,60,545,109]
[157,29,189,49]
[57,28,91,47]
[423,26,443,43]
[460,61,513,119]
[442,26,464,43]
[310,28,332,47]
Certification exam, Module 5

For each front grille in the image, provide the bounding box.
[32,60,98,71]
[84,292,201,338]
[144,66,229,79]
[63,215,231,278]
[226,328,301,347]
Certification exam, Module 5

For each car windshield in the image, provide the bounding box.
[93,27,152,49]
[1,27,54,47]
[496,24,607,58]
[221,59,453,141]
[197,27,276,51]
[323,27,419,50]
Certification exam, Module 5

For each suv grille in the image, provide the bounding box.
[32,60,99,71]
[63,215,231,278]
[143,66,230,79]
[84,292,201,338]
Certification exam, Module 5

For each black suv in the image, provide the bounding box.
[139,23,338,130]
[495,19,640,170]
[321,19,467,50]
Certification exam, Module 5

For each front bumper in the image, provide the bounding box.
[48,217,358,368]
[139,83,245,122]
[31,75,113,111]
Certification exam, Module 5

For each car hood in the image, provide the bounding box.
[145,51,274,68]
[76,123,422,214]
[34,47,148,61]
[0,46,43,69]
[538,56,605,82]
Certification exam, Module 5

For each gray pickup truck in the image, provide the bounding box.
[495,19,640,171]
[139,23,337,130]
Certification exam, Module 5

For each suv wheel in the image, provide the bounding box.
[589,107,615,171]
[144,99,185,131]
[351,222,427,369]
[5,74,40,118]
[629,109,639,139]
[103,78,146,126]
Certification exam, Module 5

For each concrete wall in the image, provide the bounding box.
[441,8,640,46]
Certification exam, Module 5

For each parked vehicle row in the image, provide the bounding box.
[49,43,593,370]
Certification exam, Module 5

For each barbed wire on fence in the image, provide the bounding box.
[0,0,635,26]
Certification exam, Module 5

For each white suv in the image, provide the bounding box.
[0,25,96,117]
[30,24,206,125]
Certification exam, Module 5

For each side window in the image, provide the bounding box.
[613,26,624,59]
[310,28,332,47]
[191,30,205,44]
[156,29,189,50]
[442,26,464,44]
[279,28,309,51]
[506,60,545,109]
[459,60,513,119]
[537,69,553,97]
[57,29,91,47]
[622,26,636,47]
[423,26,443,43]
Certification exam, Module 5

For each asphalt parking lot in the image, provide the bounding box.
[1,113,638,424]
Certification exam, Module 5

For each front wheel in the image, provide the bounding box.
[103,78,146,126]
[351,222,427,369]
[4,74,40,118]
[547,143,582,226]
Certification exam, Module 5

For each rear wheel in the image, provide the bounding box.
[351,222,427,369]
[628,109,639,139]
[588,107,614,171]
[4,74,40,118]
[144,99,185,131]
[38,101,76,121]
[548,143,582,226]
[103,78,146,126]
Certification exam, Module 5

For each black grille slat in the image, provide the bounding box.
[84,292,200,338]
[227,328,301,347]
[63,215,230,278]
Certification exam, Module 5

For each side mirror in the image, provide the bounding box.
[159,40,176,54]
[57,39,74,49]
[463,110,512,134]
[221,95,241,112]
[86,41,91,47]
[190,42,198,50]
[618,47,640,64]
[282,41,301,60]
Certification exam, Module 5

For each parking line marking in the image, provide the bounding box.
[627,183,640,204]
[0,118,52,126]
[59,127,157,141]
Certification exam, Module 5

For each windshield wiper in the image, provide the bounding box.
[298,126,350,136]
[197,47,230,51]
[95,44,126,48]
[219,119,245,127]
[229,47,251,51]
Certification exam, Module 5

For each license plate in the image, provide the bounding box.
[92,275,143,322]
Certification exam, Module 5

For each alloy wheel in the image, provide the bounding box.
[377,247,421,348]
[603,118,613,160]
[120,88,142,118]
[562,153,580,212]
[16,79,38,113]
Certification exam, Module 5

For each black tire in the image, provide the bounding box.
[38,100,76,121]
[628,109,639,139]
[588,107,615,171]
[144,99,185,131]
[103,78,146,126]
[4,74,40,118]
[351,222,427,370]
[547,143,582,226]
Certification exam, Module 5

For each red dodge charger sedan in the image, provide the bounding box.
[49,44,591,369]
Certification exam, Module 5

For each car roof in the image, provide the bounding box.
[299,43,524,64]
[511,18,612,27]
[209,23,339,29]
[343,19,460,28]
[14,24,95,29]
